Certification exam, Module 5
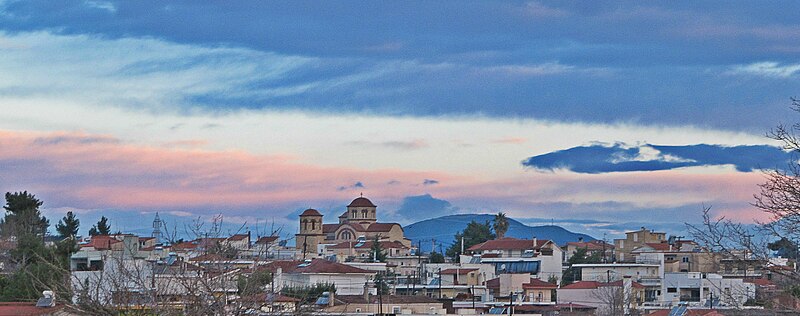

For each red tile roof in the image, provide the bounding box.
[0,302,67,316]
[171,241,198,251]
[467,237,551,252]
[486,277,500,289]
[523,278,558,289]
[487,277,559,290]
[188,254,225,262]
[439,268,478,275]
[263,259,374,274]
[323,224,340,233]
[745,278,776,287]
[300,208,322,216]
[348,197,376,207]
[323,223,365,234]
[227,234,249,241]
[365,223,401,232]
[561,281,601,289]
[81,235,121,250]
[327,240,407,250]
[255,236,279,244]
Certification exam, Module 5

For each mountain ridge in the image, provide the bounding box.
[403,213,595,253]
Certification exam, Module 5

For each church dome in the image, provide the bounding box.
[299,208,322,216]
[347,197,376,207]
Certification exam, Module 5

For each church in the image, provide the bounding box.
[295,196,411,259]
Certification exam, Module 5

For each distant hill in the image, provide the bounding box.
[403,214,595,253]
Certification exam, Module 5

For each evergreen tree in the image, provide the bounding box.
[428,251,445,263]
[562,247,602,285]
[88,216,111,236]
[1,191,49,237]
[55,211,80,238]
[445,220,495,258]
[369,235,387,262]
[373,273,390,295]
[0,192,65,301]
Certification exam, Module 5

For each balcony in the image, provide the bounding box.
[637,276,661,286]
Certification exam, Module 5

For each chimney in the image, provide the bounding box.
[532,236,538,247]
[363,282,370,303]
[578,237,583,243]
[329,291,335,307]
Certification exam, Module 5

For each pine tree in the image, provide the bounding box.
[445,220,495,258]
[370,235,387,262]
[1,191,49,237]
[88,216,111,236]
[55,211,80,238]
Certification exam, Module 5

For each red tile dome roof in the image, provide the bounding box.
[299,208,322,216]
[347,197,376,207]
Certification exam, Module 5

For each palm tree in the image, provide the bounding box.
[494,212,509,239]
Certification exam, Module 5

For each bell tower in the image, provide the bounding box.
[295,208,324,259]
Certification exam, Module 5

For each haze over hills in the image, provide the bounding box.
[403,214,595,253]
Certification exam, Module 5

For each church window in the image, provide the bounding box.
[362,209,368,218]
[302,219,308,231]
[311,220,316,230]
[352,210,357,218]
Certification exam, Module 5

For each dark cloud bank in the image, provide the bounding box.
[523,143,794,173]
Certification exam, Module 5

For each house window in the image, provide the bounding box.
[667,288,677,293]
[682,257,689,263]
[619,240,624,249]
[633,234,638,242]
[393,306,401,314]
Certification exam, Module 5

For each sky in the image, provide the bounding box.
[2,1,800,240]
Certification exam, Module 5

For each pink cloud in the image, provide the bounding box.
[0,130,770,224]
[0,130,454,211]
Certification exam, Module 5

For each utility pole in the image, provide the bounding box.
[471,285,475,309]
[438,268,442,299]
[509,291,514,315]
[709,291,714,309]
[418,240,422,286]
[378,277,383,316]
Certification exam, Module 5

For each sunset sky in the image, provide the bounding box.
[2,1,800,239]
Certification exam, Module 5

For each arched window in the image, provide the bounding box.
[339,230,352,240]
[362,209,368,218]
[311,219,316,230]
[352,210,357,218]
[302,219,308,231]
